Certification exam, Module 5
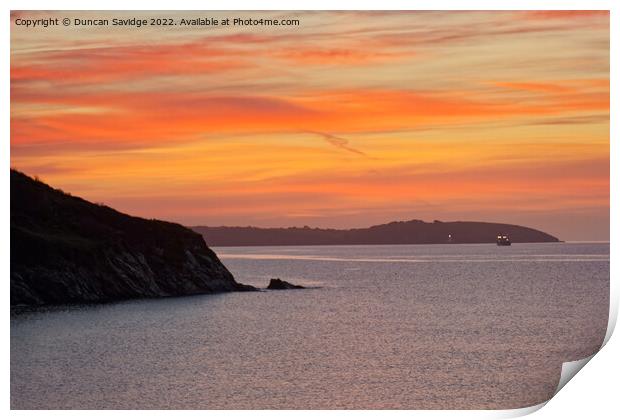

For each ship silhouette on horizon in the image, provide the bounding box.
[496,234,511,246]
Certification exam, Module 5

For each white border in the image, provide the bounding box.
[3,1,616,419]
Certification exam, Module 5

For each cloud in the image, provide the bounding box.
[275,47,409,65]
[522,11,609,20]
[493,81,577,94]
[527,114,609,126]
[11,42,250,85]
[306,131,367,156]
[10,84,610,149]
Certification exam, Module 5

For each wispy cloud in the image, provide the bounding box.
[306,131,367,156]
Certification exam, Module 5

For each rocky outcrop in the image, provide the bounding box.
[10,170,256,306]
[266,279,305,290]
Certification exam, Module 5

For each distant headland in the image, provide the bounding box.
[193,220,560,247]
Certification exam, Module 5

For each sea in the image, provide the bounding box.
[10,242,609,409]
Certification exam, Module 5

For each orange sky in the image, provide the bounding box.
[10,11,609,240]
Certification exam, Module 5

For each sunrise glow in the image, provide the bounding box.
[10,11,610,240]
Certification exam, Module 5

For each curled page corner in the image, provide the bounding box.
[548,277,617,402]
[490,401,547,419]
[554,354,596,396]
[602,281,618,348]
[495,291,616,419]
[542,291,616,407]
[490,356,597,419]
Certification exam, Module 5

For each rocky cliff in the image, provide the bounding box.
[10,170,254,306]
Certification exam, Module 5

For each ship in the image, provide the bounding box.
[496,234,511,246]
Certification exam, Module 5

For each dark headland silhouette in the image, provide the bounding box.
[10,170,255,306]
[193,221,559,247]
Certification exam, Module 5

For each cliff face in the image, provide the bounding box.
[11,170,253,306]
[194,220,560,247]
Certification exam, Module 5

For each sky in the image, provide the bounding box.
[10,11,609,240]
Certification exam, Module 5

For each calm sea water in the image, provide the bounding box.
[11,243,609,409]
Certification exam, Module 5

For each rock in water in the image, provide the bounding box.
[10,169,256,306]
[267,278,305,290]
